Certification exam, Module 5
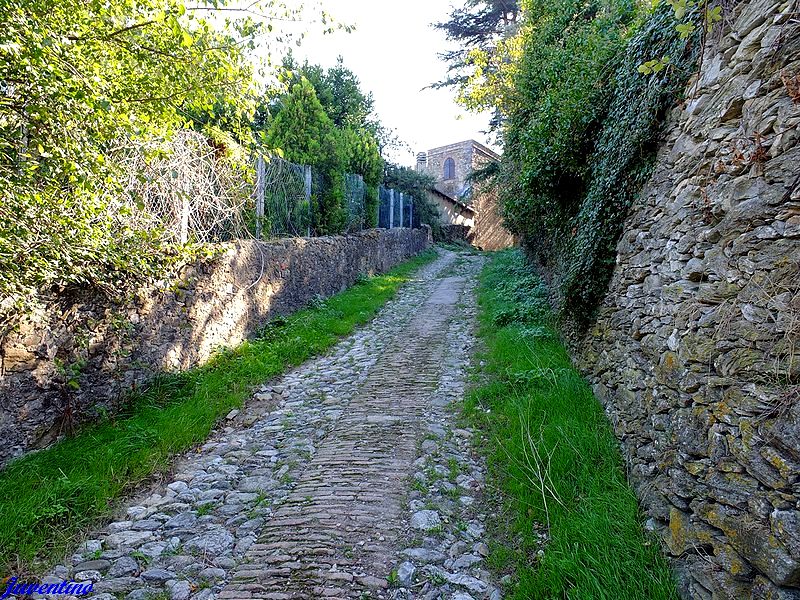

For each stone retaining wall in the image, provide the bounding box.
[0,228,430,468]
[577,1,800,597]
[437,224,472,245]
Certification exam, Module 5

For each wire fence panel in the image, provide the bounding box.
[258,157,310,238]
[120,130,252,244]
[378,186,391,229]
[117,132,414,244]
[393,191,404,229]
[309,167,326,235]
[344,173,366,232]
[376,186,416,230]
[403,196,413,228]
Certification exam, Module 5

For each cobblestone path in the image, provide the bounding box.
[36,249,499,600]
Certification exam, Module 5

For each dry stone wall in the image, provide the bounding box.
[577,1,800,597]
[0,228,430,469]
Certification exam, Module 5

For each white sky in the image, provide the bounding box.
[289,0,498,166]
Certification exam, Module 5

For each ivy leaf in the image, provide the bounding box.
[706,5,723,31]
[666,0,688,19]
[676,22,696,39]
[639,56,671,75]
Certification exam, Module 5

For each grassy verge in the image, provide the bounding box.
[0,249,437,573]
[466,250,677,599]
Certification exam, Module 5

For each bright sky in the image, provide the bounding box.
[291,0,498,166]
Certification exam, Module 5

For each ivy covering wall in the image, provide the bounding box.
[499,0,701,329]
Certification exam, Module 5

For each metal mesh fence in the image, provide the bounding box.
[404,198,414,229]
[393,190,403,228]
[344,174,366,232]
[256,157,310,238]
[119,130,252,244]
[119,131,414,244]
[378,186,391,228]
[377,185,414,229]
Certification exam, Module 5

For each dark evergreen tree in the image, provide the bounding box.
[433,0,520,89]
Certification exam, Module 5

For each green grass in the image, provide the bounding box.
[0,249,436,573]
[467,249,677,600]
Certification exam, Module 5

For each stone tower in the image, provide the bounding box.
[415,140,515,251]
[416,140,499,202]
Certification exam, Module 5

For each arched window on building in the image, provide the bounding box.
[443,157,455,180]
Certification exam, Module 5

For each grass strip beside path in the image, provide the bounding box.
[467,250,677,599]
[0,249,437,573]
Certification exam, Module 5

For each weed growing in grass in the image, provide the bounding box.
[445,486,461,501]
[468,250,678,600]
[0,250,437,574]
[424,466,440,483]
[247,493,271,519]
[427,523,444,535]
[162,542,182,557]
[411,479,427,494]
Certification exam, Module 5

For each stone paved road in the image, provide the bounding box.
[32,249,498,600]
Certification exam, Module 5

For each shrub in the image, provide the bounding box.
[499,0,701,329]
[0,0,295,327]
[561,5,701,325]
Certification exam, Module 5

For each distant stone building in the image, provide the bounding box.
[416,140,515,251]
[430,188,475,228]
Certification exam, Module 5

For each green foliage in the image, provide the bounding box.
[499,0,699,328]
[0,0,303,324]
[560,4,700,325]
[0,250,437,573]
[383,163,443,236]
[486,258,550,326]
[434,0,521,125]
[364,185,379,229]
[262,55,386,177]
[0,192,176,330]
[266,78,339,167]
[54,358,88,391]
[280,55,405,156]
[292,56,377,132]
[266,78,347,234]
[469,250,678,599]
[264,60,385,235]
[501,0,637,235]
[341,127,383,187]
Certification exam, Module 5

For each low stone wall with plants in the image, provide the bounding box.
[578,1,800,597]
[0,227,430,468]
